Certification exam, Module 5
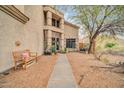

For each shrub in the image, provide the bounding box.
[105,43,116,48]
[64,48,67,52]
[44,49,51,55]
[61,48,67,53]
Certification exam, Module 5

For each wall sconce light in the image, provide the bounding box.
[15,41,21,46]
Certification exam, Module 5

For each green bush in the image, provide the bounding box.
[105,43,116,48]
[61,48,67,53]
[64,48,67,52]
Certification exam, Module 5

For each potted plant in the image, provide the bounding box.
[44,46,52,55]
[51,45,56,55]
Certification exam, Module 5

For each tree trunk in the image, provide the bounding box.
[88,39,96,54]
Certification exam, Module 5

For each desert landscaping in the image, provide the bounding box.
[1,52,124,88]
[67,52,124,88]
[0,55,58,88]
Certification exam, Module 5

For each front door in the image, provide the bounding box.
[52,38,60,51]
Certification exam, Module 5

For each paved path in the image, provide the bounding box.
[47,54,77,88]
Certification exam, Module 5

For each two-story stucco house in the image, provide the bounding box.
[0,5,79,72]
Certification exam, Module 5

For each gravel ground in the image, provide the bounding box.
[102,54,124,64]
[67,52,124,88]
[1,55,58,88]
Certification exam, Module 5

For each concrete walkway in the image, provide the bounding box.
[47,54,77,88]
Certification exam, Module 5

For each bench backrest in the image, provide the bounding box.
[12,50,31,62]
[12,51,24,62]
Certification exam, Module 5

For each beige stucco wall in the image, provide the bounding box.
[14,5,24,13]
[24,5,44,55]
[0,8,25,72]
[0,5,44,73]
[64,23,79,51]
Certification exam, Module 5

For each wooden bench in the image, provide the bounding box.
[12,50,37,70]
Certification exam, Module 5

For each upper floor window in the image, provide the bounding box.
[57,20,60,27]
[52,18,60,28]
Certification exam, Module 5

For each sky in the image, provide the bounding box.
[56,6,74,22]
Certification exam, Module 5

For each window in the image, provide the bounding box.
[66,39,76,48]
[57,20,60,27]
[44,12,47,25]
[52,18,60,28]
[52,19,56,26]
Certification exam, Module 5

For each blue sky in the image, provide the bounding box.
[56,6,77,22]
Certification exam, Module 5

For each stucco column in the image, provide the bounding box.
[60,18,64,30]
[60,18,64,50]
[76,38,79,51]
[47,30,52,49]
[47,11,52,26]
[61,33,64,50]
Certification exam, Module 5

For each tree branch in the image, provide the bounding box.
[92,6,116,40]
